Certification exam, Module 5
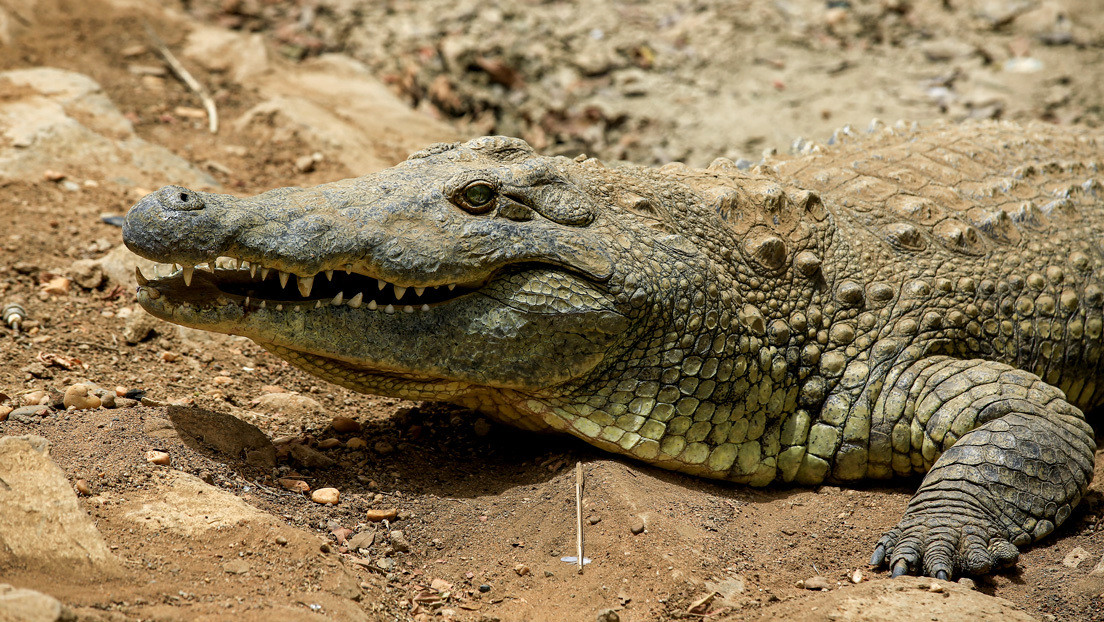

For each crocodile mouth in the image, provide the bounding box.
[136,255,480,314]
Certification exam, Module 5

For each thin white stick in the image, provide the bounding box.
[575,461,584,574]
[144,22,219,134]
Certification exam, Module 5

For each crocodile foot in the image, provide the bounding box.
[870,503,1020,579]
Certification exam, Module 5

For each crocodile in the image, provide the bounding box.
[122,120,1103,580]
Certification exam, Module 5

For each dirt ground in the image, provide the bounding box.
[2,0,1104,620]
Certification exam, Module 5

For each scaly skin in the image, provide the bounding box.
[123,121,1102,579]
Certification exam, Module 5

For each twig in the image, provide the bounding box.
[575,461,584,575]
[143,21,219,134]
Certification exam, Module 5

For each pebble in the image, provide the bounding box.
[374,441,394,455]
[629,516,645,535]
[346,438,368,449]
[331,416,361,433]
[114,386,128,397]
[1062,546,1092,568]
[211,375,234,386]
[957,577,977,590]
[587,515,601,525]
[21,390,46,406]
[98,392,116,409]
[851,569,863,583]
[375,557,394,571]
[478,584,491,593]
[513,563,531,576]
[289,443,336,468]
[223,559,250,574]
[800,575,830,590]
[596,610,620,622]
[389,530,411,553]
[316,438,342,449]
[74,479,92,495]
[275,535,288,546]
[0,405,11,422]
[160,351,179,362]
[311,488,340,505]
[40,276,70,296]
[145,450,171,465]
[929,582,945,593]
[366,508,399,522]
[277,478,310,493]
[8,405,49,422]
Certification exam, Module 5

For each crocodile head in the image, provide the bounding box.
[122,136,711,429]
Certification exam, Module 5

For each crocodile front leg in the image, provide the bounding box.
[865,356,1095,579]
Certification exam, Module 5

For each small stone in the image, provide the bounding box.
[99,392,116,409]
[473,418,492,436]
[275,535,288,546]
[587,515,601,525]
[802,575,830,590]
[20,390,46,406]
[629,516,645,535]
[145,450,171,465]
[478,584,491,593]
[0,405,11,422]
[430,578,452,592]
[957,577,977,590]
[929,582,945,593]
[319,543,332,554]
[374,441,394,455]
[40,276,70,295]
[160,351,179,362]
[43,169,66,181]
[211,375,234,386]
[346,438,368,449]
[114,386,127,397]
[316,438,342,449]
[311,487,340,505]
[597,609,620,622]
[375,557,394,571]
[8,405,49,422]
[277,478,310,493]
[366,508,399,522]
[74,479,91,495]
[122,311,161,343]
[331,416,361,433]
[850,569,863,583]
[514,563,531,577]
[347,531,375,551]
[223,559,250,574]
[389,530,410,553]
[63,384,101,410]
[1062,546,1091,568]
[289,443,337,468]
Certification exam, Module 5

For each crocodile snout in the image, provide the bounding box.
[157,185,206,211]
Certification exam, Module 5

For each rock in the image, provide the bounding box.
[0,584,73,622]
[802,575,831,590]
[278,478,310,493]
[760,577,1036,622]
[851,569,863,583]
[347,531,375,551]
[0,436,116,574]
[596,609,620,622]
[40,276,70,296]
[0,68,217,187]
[331,416,361,433]
[312,488,340,505]
[473,418,492,436]
[388,530,410,553]
[958,577,978,590]
[513,563,531,577]
[95,246,171,290]
[1062,546,1092,568]
[289,442,337,468]
[373,440,394,455]
[629,516,645,535]
[223,559,250,575]
[275,535,288,546]
[8,405,49,423]
[346,438,368,449]
[74,479,91,495]
[119,470,276,536]
[478,584,491,593]
[252,392,324,417]
[365,508,398,522]
[122,310,162,344]
[0,405,11,422]
[167,406,276,469]
[62,384,101,410]
[145,450,171,465]
[68,258,105,289]
[317,438,342,449]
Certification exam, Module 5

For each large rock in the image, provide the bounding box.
[119,469,275,537]
[0,584,73,622]
[0,67,217,187]
[0,436,117,575]
[747,577,1038,622]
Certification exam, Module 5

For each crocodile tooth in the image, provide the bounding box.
[403,305,414,314]
[325,270,334,281]
[377,280,386,290]
[366,299,377,310]
[182,265,194,286]
[332,291,344,305]
[230,257,240,269]
[197,262,210,271]
[344,264,353,273]
[278,271,290,288]
[315,300,323,308]
[275,304,283,311]
[415,287,425,297]
[244,296,251,306]
[135,266,149,286]
[260,300,266,308]
[421,304,430,312]
[260,266,269,280]
[298,275,314,297]
[394,285,407,299]
[249,263,257,278]
[348,293,363,308]
[172,263,181,273]
[448,283,456,291]
[384,304,395,314]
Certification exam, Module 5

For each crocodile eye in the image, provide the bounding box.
[460,182,495,213]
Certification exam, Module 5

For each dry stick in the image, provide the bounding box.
[575,461,585,574]
[143,22,219,134]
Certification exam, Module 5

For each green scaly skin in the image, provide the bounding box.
[122,121,1103,580]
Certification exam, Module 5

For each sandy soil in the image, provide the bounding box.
[1,0,1104,620]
